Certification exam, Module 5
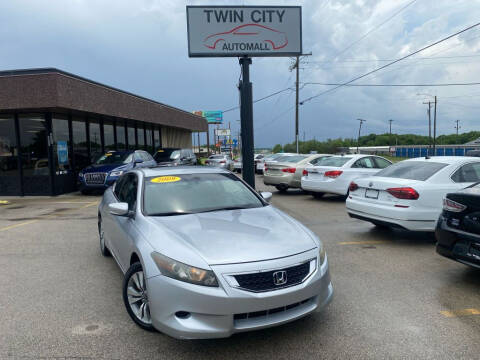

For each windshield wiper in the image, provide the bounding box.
[199,205,257,213]
[148,211,194,217]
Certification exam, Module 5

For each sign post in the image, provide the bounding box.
[187,6,302,187]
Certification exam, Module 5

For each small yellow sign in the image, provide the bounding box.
[105,153,112,156]
[157,149,164,153]
[151,176,181,183]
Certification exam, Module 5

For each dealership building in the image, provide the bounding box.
[0,68,207,196]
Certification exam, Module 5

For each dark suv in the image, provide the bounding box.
[153,148,197,166]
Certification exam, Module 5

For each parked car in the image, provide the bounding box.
[436,183,480,268]
[153,148,196,166]
[346,157,480,231]
[233,157,242,172]
[264,154,331,192]
[98,166,333,339]
[302,155,392,199]
[254,153,265,173]
[78,150,156,194]
[257,153,293,174]
[205,154,233,170]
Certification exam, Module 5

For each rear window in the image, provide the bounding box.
[315,157,352,167]
[275,155,307,163]
[375,161,448,181]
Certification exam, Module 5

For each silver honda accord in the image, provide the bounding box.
[98,166,333,339]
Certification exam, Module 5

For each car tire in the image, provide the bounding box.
[312,192,325,199]
[81,189,91,195]
[98,215,111,257]
[276,185,288,192]
[123,262,156,332]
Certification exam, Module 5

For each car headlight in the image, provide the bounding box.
[151,252,218,287]
[109,170,123,177]
[319,243,326,266]
[78,172,84,178]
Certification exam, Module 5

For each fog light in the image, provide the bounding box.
[175,311,191,319]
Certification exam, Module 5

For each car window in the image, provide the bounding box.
[315,157,352,167]
[451,163,480,183]
[140,152,152,161]
[114,175,127,199]
[95,152,132,165]
[375,161,448,181]
[275,155,307,163]
[134,152,143,162]
[352,157,375,169]
[119,173,138,210]
[374,157,392,169]
[143,173,264,215]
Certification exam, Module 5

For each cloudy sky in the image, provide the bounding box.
[1,0,479,147]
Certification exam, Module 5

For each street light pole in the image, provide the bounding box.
[388,119,393,147]
[433,95,437,155]
[455,119,461,144]
[356,118,366,154]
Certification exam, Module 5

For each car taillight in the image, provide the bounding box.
[220,160,226,164]
[387,187,419,200]
[302,169,308,176]
[324,170,343,178]
[281,168,296,173]
[443,198,467,212]
[349,181,358,192]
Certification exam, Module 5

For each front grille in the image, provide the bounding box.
[84,172,107,185]
[234,297,314,321]
[234,261,311,292]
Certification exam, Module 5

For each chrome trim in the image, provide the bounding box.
[84,172,107,185]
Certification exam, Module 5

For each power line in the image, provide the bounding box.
[307,54,480,64]
[331,0,418,60]
[302,82,480,87]
[300,22,480,105]
[222,86,293,113]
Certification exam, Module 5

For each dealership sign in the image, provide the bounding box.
[193,110,223,124]
[187,6,302,57]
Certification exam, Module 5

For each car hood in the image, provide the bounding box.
[82,163,129,173]
[144,206,317,265]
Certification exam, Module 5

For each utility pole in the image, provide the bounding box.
[290,52,312,154]
[455,119,461,144]
[423,101,432,155]
[433,96,437,155]
[356,118,366,154]
[388,119,393,147]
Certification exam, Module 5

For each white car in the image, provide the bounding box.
[346,156,480,231]
[301,155,392,199]
[233,157,242,172]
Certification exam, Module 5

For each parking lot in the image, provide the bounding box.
[1,174,479,360]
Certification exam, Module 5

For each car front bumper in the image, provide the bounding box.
[146,251,333,339]
[436,215,480,268]
[78,178,116,191]
[346,196,437,231]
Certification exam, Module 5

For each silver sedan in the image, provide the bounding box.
[98,166,333,339]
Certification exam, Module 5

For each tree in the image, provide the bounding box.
[272,144,283,153]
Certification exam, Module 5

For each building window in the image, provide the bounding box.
[19,114,49,195]
[146,125,153,154]
[89,118,102,161]
[155,126,162,150]
[127,123,136,150]
[72,117,89,172]
[0,115,20,194]
[116,119,126,150]
[137,123,145,150]
[103,119,115,151]
[52,115,71,173]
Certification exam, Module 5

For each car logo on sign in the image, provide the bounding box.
[273,270,287,286]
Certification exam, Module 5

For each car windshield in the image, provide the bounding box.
[154,149,180,162]
[275,155,307,163]
[143,173,265,216]
[95,152,132,165]
[315,157,352,167]
[375,161,448,181]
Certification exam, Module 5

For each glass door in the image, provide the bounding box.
[52,115,75,194]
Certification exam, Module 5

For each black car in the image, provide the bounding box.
[436,183,480,268]
[153,148,196,166]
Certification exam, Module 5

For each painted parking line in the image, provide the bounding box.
[0,201,98,232]
[440,308,480,318]
[338,240,389,246]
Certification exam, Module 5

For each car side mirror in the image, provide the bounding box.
[261,191,272,203]
[109,202,130,216]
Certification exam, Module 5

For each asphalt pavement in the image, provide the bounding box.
[0,175,479,359]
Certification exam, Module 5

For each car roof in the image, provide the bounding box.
[139,166,229,178]
[403,156,480,165]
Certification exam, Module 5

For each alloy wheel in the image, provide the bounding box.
[126,271,152,324]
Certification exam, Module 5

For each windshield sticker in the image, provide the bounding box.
[151,176,181,183]
[157,149,164,152]
[104,153,112,156]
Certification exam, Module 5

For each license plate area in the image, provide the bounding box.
[365,189,379,199]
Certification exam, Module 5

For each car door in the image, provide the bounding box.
[110,173,139,272]
[103,175,126,265]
